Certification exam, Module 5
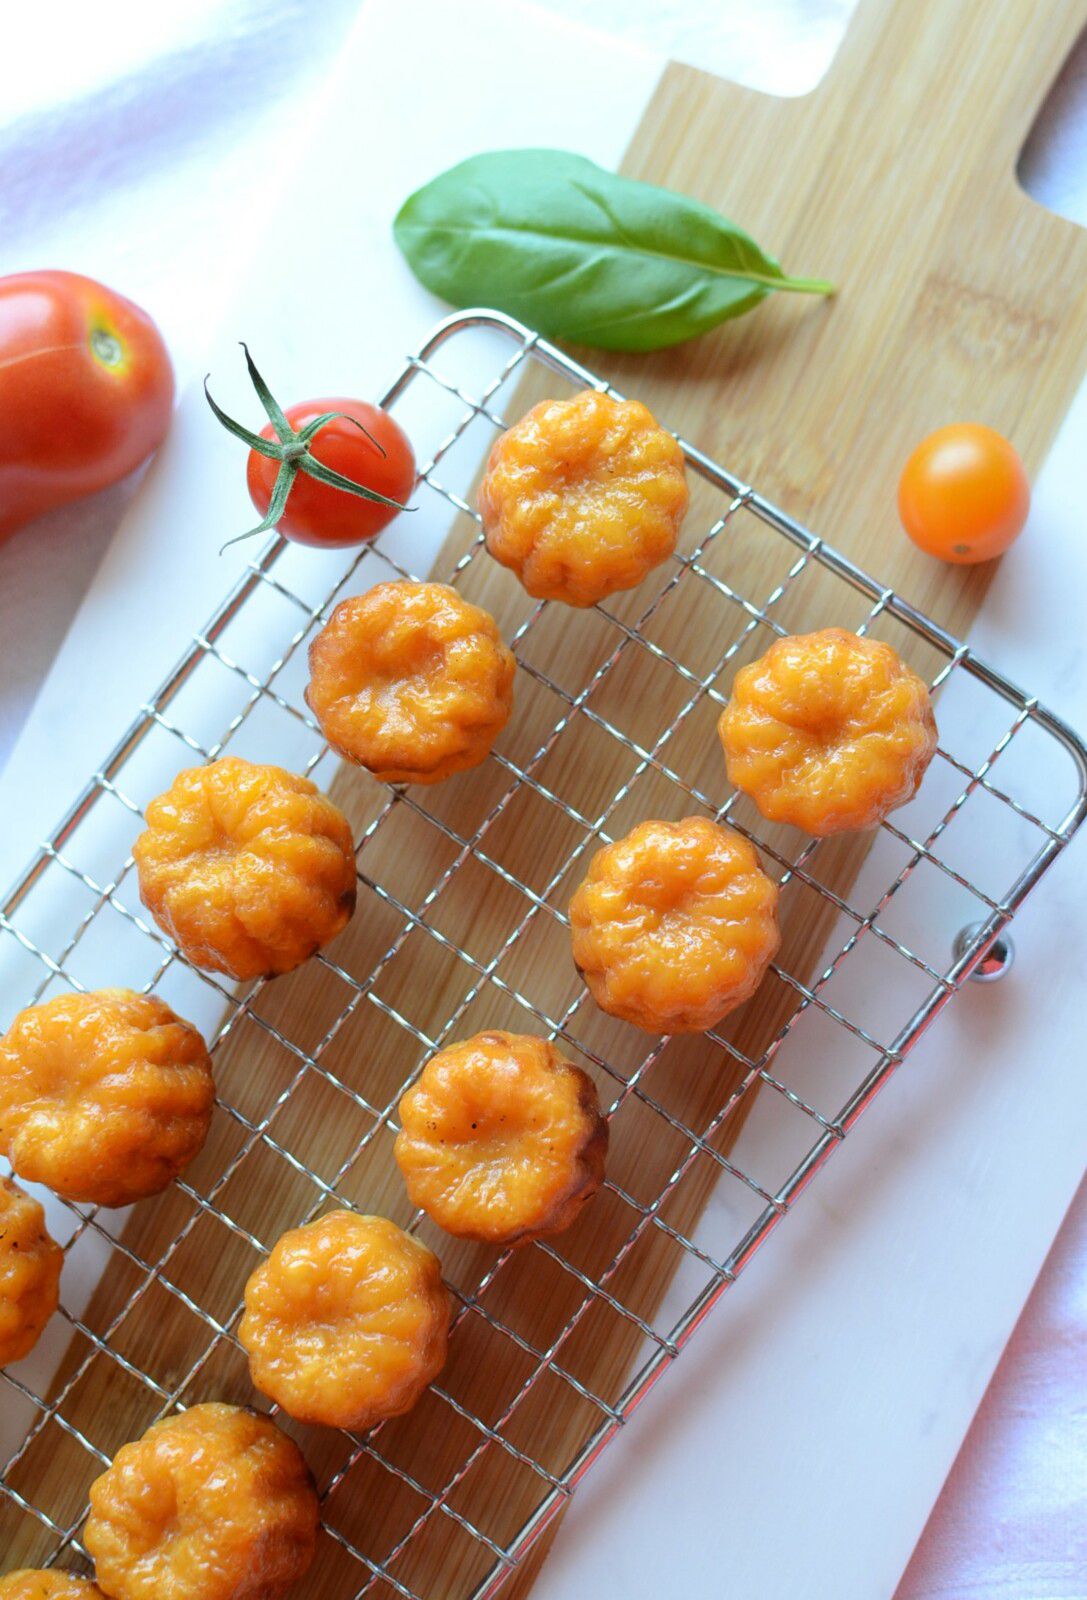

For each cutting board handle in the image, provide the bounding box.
[816,0,1087,181]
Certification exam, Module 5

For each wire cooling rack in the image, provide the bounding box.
[2,309,1086,1597]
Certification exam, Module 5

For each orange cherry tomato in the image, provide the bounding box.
[0,270,174,542]
[898,423,1030,565]
[246,400,415,548]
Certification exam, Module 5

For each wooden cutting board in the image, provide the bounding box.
[8,0,1086,1593]
[610,0,1087,635]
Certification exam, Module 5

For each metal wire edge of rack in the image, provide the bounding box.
[1,307,1085,1600]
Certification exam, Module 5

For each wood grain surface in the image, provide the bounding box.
[7,0,1087,1593]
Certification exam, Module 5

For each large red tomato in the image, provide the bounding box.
[245,399,415,548]
[0,270,174,541]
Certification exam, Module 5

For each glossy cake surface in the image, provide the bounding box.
[479,389,688,607]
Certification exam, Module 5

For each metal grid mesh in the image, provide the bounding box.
[2,309,1085,1598]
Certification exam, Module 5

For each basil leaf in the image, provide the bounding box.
[394,149,832,352]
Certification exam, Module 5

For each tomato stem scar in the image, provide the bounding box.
[90,328,124,368]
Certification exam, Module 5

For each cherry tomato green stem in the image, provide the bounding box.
[206,346,415,550]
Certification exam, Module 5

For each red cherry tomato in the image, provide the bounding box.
[898,423,1030,564]
[246,400,415,548]
[0,270,174,542]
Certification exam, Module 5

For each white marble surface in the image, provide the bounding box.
[0,0,363,760]
[1,2,1085,1597]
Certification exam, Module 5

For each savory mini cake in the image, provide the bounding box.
[306,582,515,784]
[0,1575,107,1599]
[134,756,357,979]
[718,628,938,835]
[396,1032,607,1245]
[0,989,214,1208]
[85,1404,318,1600]
[478,389,689,607]
[239,1211,450,1431]
[0,1177,62,1366]
[570,817,780,1034]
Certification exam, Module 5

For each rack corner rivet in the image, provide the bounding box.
[953,922,1015,983]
